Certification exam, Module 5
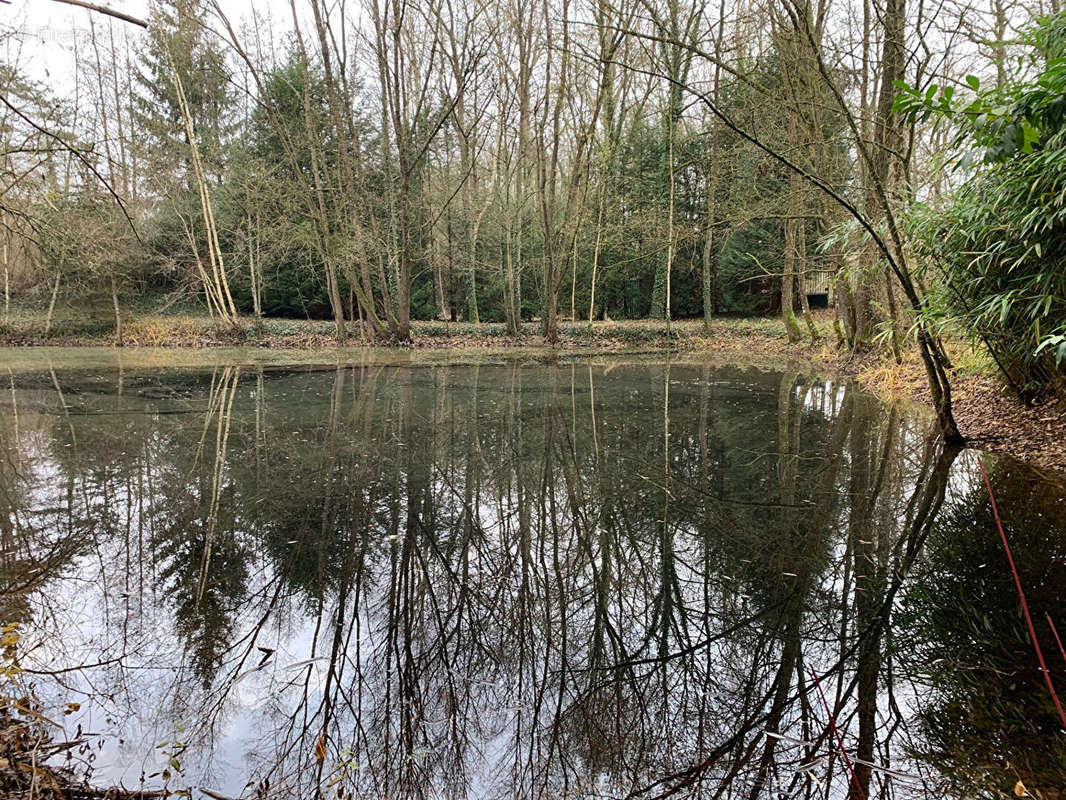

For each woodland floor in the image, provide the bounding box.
[1,308,1064,476]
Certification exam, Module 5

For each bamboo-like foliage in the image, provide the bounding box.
[901,13,1066,401]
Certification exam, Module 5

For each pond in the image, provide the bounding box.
[1,353,1065,799]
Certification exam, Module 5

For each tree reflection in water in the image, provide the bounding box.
[1,357,1064,799]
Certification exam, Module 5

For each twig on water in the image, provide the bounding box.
[977,455,1066,730]
[808,667,867,800]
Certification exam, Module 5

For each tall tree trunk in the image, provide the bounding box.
[702,145,718,331]
[248,213,262,320]
[782,174,804,344]
[2,240,9,325]
[165,38,238,325]
[111,275,123,346]
[589,185,607,324]
[45,269,61,337]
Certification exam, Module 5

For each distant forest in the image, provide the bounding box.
[3,1,1066,413]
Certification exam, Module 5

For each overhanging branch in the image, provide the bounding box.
[48,0,148,28]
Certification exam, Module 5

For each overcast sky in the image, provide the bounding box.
[3,1,146,91]
[2,0,289,96]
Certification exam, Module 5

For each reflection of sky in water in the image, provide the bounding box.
[3,358,1066,799]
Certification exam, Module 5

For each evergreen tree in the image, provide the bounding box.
[135,0,235,188]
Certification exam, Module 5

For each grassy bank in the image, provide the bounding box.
[0,309,800,350]
[2,308,1064,475]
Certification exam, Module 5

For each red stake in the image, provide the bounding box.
[809,667,867,800]
[977,456,1066,730]
[1047,613,1066,669]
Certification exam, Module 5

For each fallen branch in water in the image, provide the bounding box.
[57,789,167,799]
[0,710,221,799]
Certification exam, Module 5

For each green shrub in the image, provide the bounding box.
[899,12,1066,399]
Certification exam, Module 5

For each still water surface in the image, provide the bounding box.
[2,355,1065,799]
